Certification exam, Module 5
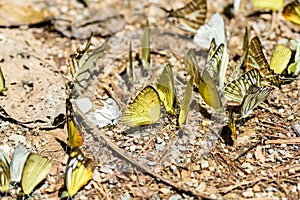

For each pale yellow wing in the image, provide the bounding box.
[253,0,284,11]
[178,77,193,128]
[197,69,222,111]
[270,44,292,74]
[63,148,93,198]
[21,154,52,195]
[156,64,177,114]
[122,86,161,127]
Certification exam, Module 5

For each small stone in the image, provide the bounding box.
[129,146,136,152]
[8,134,26,143]
[242,189,254,198]
[159,187,170,194]
[253,184,261,192]
[200,160,209,169]
[156,136,163,144]
[169,194,182,200]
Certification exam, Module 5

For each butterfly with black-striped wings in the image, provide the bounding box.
[165,0,207,33]
[225,69,261,104]
[246,36,279,86]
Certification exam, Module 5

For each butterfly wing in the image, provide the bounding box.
[184,49,200,84]
[141,20,151,70]
[21,154,52,195]
[270,44,292,74]
[253,0,284,11]
[225,69,261,104]
[167,0,207,33]
[283,1,300,25]
[288,40,300,76]
[204,43,225,85]
[239,85,272,119]
[0,150,10,193]
[246,36,279,86]
[178,77,193,128]
[64,148,93,197]
[67,98,84,148]
[156,64,177,114]
[10,144,30,183]
[197,69,223,111]
[194,13,226,50]
[0,66,7,94]
[122,86,161,127]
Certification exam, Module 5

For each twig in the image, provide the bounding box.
[234,140,263,161]
[74,104,216,199]
[265,137,300,144]
[220,177,266,194]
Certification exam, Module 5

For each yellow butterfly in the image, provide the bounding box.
[10,144,30,183]
[141,20,151,71]
[252,0,284,11]
[246,36,279,86]
[239,85,272,119]
[270,44,292,74]
[184,49,223,111]
[0,149,10,193]
[288,40,300,76]
[62,148,93,198]
[0,66,8,94]
[165,0,207,33]
[178,77,193,128]
[225,69,261,104]
[155,64,178,115]
[283,0,300,25]
[21,153,52,195]
[122,86,161,127]
[66,98,84,148]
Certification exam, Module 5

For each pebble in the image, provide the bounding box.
[169,194,182,200]
[129,146,136,152]
[200,160,209,169]
[170,165,177,173]
[156,136,163,144]
[253,184,261,192]
[242,189,254,198]
[266,187,278,193]
[8,134,26,143]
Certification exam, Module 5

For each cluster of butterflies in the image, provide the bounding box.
[0,144,52,196]
[121,0,300,144]
[0,100,94,199]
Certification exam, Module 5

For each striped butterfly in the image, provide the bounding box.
[155,64,178,115]
[239,85,272,119]
[0,66,7,94]
[62,148,94,198]
[270,44,292,75]
[246,36,279,86]
[21,153,52,195]
[0,149,10,193]
[283,0,300,26]
[67,36,109,89]
[178,77,193,128]
[165,0,207,33]
[66,98,84,148]
[184,49,223,111]
[10,144,30,183]
[122,86,161,127]
[224,69,261,104]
